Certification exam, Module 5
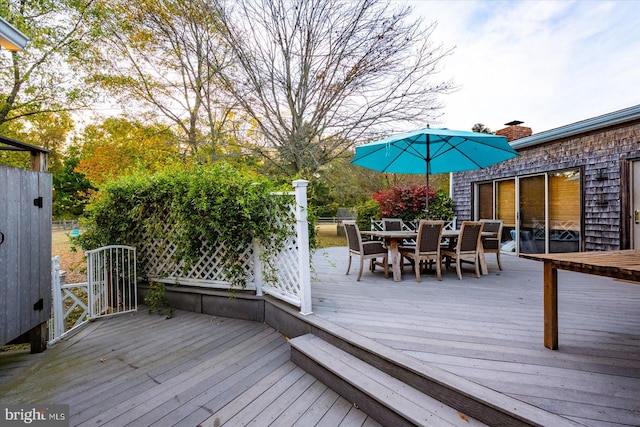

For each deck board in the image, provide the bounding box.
[2,247,639,426]
[311,247,640,427]
[0,310,377,427]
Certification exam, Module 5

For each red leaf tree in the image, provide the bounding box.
[372,184,436,221]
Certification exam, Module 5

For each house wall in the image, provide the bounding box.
[452,120,640,251]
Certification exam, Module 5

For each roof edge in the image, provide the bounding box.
[0,16,29,51]
[510,104,640,150]
[0,134,50,153]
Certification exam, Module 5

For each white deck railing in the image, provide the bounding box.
[49,256,89,344]
[135,180,312,314]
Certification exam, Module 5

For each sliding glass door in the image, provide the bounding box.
[519,175,546,254]
[475,169,581,254]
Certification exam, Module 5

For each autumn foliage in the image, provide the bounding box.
[372,184,454,221]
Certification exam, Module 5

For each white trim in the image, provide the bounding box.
[510,104,640,150]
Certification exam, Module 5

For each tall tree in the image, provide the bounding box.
[76,117,181,186]
[209,0,454,177]
[88,0,238,160]
[53,154,95,218]
[0,1,102,172]
[0,0,98,128]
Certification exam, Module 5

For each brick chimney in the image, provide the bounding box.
[496,120,532,141]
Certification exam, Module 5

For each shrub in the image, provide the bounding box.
[76,163,292,289]
[355,199,381,231]
[428,188,455,221]
[372,184,453,221]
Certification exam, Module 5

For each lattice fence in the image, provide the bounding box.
[137,221,256,290]
[134,180,312,314]
[532,219,580,241]
[260,194,302,306]
[371,217,457,232]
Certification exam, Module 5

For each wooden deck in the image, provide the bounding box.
[0,310,380,426]
[2,248,639,426]
[311,247,640,427]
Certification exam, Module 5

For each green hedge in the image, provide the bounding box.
[76,163,292,288]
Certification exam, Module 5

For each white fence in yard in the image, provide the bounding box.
[370,217,457,232]
[49,246,137,344]
[259,180,312,314]
[50,256,89,344]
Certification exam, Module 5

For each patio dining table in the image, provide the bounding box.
[361,229,492,282]
[521,250,640,349]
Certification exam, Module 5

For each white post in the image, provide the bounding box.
[51,256,64,341]
[293,179,312,315]
[253,241,263,296]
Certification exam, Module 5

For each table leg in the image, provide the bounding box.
[543,261,558,349]
[387,239,402,282]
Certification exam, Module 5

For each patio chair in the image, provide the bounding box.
[399,220,445,282]
[480,219,504,270]
[343,220,389,281]
[442,221,484,280]
[382,218,403,231]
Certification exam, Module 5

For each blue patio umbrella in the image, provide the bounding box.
[352,127,520,215]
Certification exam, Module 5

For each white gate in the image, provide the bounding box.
[49,245,137,344]
[87,245,137,319]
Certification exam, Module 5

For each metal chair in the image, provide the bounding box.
[399,220,445,282]
[442,221,484,280]
[343,220,389,281]
[480,219,504,270]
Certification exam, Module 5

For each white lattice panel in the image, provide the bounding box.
[136,221,255,289]
[256,195,303,307]
[132,186,309,313]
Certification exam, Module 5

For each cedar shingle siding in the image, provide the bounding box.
[452,119,640,251]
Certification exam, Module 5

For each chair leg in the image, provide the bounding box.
[346,255,352,275]
[474,255,480,278]
[436,256,442,281]
[496,252,503,270]
[456,257,462,280]
[415,259,421,283]
[357,257,365,281]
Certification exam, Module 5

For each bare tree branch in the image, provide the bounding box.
[208,0,455,176]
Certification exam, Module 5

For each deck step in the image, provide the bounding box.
[289,334,484,427]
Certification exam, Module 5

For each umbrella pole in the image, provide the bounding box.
[425,135,430,218]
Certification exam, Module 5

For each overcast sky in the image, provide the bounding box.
[402,0,640,134]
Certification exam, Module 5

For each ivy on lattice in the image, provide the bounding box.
[76,163,294,289]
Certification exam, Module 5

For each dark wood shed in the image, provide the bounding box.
[0,135,51,353]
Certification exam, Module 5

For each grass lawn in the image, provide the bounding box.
[52,230,86,283]
[315,223,346,248]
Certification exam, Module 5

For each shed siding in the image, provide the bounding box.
[0,165,52,345]
[452,121,640,251]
